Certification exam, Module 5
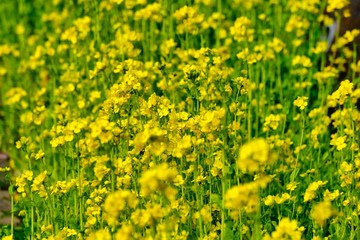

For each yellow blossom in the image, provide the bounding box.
[304,181,327,202]
[327,0,349,12]
[294,96,308,110]
[311,201,334,226]
[330,135,347,151]
[237,138,271,173]
[264,218,303,240]
[225,177,271,214]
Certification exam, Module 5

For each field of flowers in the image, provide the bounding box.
[0,0,360,239]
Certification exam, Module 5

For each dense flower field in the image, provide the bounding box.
[0,0,360,239]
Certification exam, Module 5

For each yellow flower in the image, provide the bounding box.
[230,16,254,42]
[292,55,312,68]
[139,163,178,199]
[104,190,138,226]
[2,235,13,240]
[293,96,308,110]
[131,209,153,227]
[274,193,291,204]
[34,149,45,160]
[268,37,286,53]
[285,15,310,37]
[173,6,204,35]
[5,87,27,105]
[15,136,30,149]
[304,181,327,202]
[15,24,25,35]
[237,138,271,173]
[338,79,353,96]
[134,3,162,22]
[225,177,271,214]
[311,41,328,54]
[115,224,133,240]
[264,195,275,206]
[340,161,352,172]
[326,0,349,12]
[133,126,167,154]
[225,183,260,213]
[89,90,101,102]
[311,201,334,226]
[264,218,303,240]
[199,205,213,224]
[31,171,47,188]
[327,80,353,106]
[198,108,226,133]
[330,135,347,151]
[263,114,282,131]
[160,39,177,56]
[86,229,111,240]
[286,182,298,191]
[323,189,341,201]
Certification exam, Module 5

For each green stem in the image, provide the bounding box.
[10,188,14,237]
[291,111,305,182]
[216,0,222,48]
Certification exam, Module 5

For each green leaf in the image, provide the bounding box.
[8,184,14,195]
[223,221,234,240]
[210,193,222,208]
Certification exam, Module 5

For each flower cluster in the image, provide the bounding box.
[1,0,359,239]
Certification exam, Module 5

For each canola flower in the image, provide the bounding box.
[311,201,335,227]
[263,218,304,240]
[294,96,308,110]
[0,0,359,239]
[225,176,271,215]
[237,138,272,173]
